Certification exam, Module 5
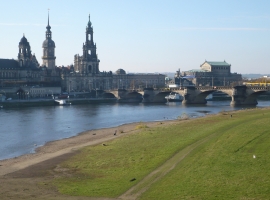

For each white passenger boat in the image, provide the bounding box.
[165,92,183,102]
[54,100,71,106]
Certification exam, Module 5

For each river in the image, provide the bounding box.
[0,100,269,160]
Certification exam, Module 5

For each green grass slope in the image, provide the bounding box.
[52,108,270,199]
[141,109,270,200]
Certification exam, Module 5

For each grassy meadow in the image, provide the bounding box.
[52,108,270,199]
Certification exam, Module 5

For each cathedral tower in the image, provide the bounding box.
[42,12,56,69]
[74,14,100,74]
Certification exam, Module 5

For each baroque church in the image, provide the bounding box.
[61,15,113,93]
[74,15,100,74]
[62,15,165,93]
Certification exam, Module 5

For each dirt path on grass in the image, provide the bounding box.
[118,132,217,200]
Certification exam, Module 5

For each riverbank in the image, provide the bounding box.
[0,107,261,171]
[0,119,183,200]
[0,120,178,176]
[1,107,269,200]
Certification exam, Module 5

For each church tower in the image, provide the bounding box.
[18,34,32,67]
[42,12,56,70]
[77,14,100,74]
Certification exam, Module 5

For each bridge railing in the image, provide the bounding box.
[247,86,270,90]
[105,85,270,93]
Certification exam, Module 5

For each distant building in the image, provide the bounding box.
[181,61,242,86]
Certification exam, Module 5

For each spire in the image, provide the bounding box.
[87,14,92,27]
[45,9,52,39]
[48,9,50,26]
[46,9,51,30]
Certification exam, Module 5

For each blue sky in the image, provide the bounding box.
[0,0,269,74]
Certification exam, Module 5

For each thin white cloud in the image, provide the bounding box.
[219,14,270,21]
[181,27,270,31]
[0,23,65,27]
[152,27,270,31]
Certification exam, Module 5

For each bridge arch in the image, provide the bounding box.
[143,90,171,103]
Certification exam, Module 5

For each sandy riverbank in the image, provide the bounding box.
[0,119,184,200]
[0,120,179,176]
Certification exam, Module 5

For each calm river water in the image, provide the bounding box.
[0,100,269,160]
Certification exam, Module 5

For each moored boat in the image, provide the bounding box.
[165,92,183,102]
[54,99,71,106]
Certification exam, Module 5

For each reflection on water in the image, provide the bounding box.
[0,101,268,160]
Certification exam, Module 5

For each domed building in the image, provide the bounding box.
[115,69,126,75]
[0,34,45,98]
[18,35,31,67]
[17,35,40,68]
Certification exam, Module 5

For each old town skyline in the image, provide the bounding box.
[0,0,270,74]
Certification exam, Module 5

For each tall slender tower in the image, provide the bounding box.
[42,12,56,69]
[82,14,100,74]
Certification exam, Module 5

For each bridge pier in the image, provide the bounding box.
[180,86,209,105]
[230,86,258,106]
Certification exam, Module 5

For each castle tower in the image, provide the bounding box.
[42,12,56,70]
[82,14,100,74]
[18,34,32,67]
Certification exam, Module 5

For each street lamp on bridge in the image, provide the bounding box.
[49,90,54,99]
[0,90,6,96]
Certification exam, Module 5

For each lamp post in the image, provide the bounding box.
[264,76,267,87]
[69,80,71,94]
[0,90,6,101]
[0,90,6,96]
[25,90,29,101]
[49,90,54,99]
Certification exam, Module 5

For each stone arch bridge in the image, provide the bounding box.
[105,86,270,105]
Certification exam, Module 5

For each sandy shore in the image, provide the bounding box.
[0,120,176,176]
